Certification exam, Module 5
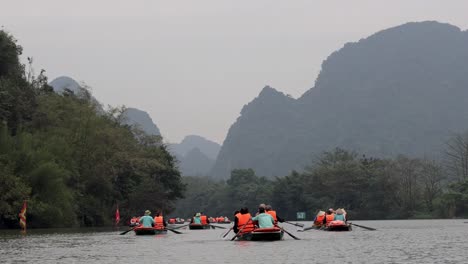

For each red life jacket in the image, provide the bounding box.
[237,213,254,233]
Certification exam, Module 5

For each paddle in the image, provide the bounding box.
[171,223,189,230]
[209,224,227,229]
[165,228,183,234]
[284,221,304,227]
[299,226,318,232]
[231,220,252,241]
[350,222,376,231]
[119,226,137,235]
[222,227,233,238]
[281,227,301,240]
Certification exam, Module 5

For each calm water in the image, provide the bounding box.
[1,220,467,264]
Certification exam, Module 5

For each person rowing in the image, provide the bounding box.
[233,207,254,234]
[265,204,285,225]
[323,208,335,226]
[153,211,167,230]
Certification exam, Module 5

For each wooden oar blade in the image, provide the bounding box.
[350,223,376,231]
[222,227,233,238]
[166,228,183,234]
[282,228,300,240]
[119,227,136,235]
[210,224,227,229]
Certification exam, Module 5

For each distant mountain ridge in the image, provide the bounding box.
[121,108,161,136]
[170,135,221,176]
[211,21,468,179]
[49,76,161,136]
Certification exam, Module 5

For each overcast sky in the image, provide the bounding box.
[2,0,468,144]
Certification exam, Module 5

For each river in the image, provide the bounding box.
[1,220,467,263]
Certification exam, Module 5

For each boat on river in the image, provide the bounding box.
[236,227,284,241]
[323,220,352,231]
[189,223,211,230]
[134,226,168,235]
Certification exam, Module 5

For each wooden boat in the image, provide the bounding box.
[236,227,284,241]
[323,220,352,231]
[134,226,168,235]
[189,223,211,230]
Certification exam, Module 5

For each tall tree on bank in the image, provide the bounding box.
[0,30,185,228]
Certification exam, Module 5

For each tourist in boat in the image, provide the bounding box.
[255,203,266,216]
[252,206,274,228]
[265,205,285,224]
[322,208,335,225]
[313,210,326,226]
[234,207,255,234]
[139,210,155,227]
[153,211,167,230]
[200,212,210,224]
[191,213,202,224]
[130,216,140,226]
[334,208,346,222]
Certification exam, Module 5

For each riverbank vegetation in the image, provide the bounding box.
[0,30,185,228]
[174,146,468,220]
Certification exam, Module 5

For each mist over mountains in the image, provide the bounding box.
[211,21,468,179]
[169,135,221,176]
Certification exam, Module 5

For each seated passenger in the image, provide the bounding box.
[334,208,346,221]
[252,207,274,228]
[139,210,155,227]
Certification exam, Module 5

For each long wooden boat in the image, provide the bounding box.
[323,220,352,231]
[189,223,211,230]
[134,226,168,235]
[237,227,284,241]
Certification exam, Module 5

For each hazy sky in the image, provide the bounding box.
[2,0,468,144]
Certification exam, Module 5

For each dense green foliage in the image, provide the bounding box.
[0,30,184,228]
[175,148,468,220]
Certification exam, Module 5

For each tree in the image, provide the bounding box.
[445,132,468,181]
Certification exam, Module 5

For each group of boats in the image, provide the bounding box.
[131,221,352,241]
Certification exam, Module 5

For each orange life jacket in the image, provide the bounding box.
[325,213,335,225]
[154,216,164,229]
[237,213,254,233]
[219,217,224,222]
[201,215,208,225]
[266,210,278,224]
[315,214,325,225]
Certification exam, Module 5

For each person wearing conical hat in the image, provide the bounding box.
[139,210,155,227]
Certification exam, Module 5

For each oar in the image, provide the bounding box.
[231,220,252,241]
[300,226,319,232]
[284,221,304,227]
[165,228,183,234]
[171,223,189,230]
[119,226,137,235]
[281,227,301,240]
[350,223,376,231]
[209,224,227,229]
[222,227,233,238]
